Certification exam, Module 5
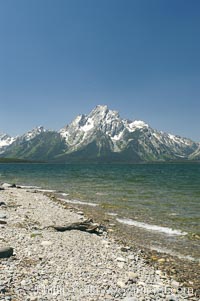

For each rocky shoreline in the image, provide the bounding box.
[0,184,199,300]
[61,194,200,293]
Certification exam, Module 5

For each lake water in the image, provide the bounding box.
[0,163,199,261]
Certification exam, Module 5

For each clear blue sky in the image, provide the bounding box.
[0,0,200,141]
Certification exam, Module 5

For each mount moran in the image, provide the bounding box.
[0,105,199,163]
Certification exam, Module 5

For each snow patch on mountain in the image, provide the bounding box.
[112,130,124,141]
[127,120,148,132]
[81,117,94,132]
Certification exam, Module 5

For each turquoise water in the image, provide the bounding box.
[0,163,200,259]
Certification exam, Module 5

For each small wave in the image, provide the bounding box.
[149,246,199,263]
[168,212,178,216]
[37,189,57,193]
[59,198,98,207]
[61,193,69,196]
[96,192,108,196]
[20,185,41,189]
[116,218,187,236]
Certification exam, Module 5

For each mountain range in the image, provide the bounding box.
[0,105,199,163]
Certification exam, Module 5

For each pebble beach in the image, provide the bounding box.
[0,184,199,301]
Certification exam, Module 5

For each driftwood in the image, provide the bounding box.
[51,219,106,235]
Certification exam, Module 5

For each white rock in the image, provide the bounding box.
[21,280,26,286]
[117,280,126,288]
[117,262,125,269]
[41,241,53,247]
[0,213,6,219]
[127,272,138,280]
[116,257,126,262]
[171,280,180,288]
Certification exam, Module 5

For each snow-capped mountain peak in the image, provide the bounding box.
[60,105,126,147]
[22,126,46,141]
[87,105,120,122]
[90,104,108,113]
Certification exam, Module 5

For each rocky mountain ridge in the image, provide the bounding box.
[0,105,199,162]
